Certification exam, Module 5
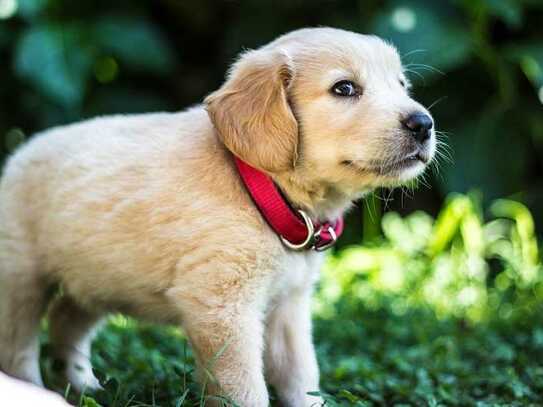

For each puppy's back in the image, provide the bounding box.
[0,112,181,236]
[0,108,252,300]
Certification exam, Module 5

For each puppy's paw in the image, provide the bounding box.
[67,364,102,393]
[53,354,102,393]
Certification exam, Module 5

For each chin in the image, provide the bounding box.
[376,161,428,187]
[397,161,427,182]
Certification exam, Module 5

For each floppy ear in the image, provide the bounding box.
[205,49,298,173]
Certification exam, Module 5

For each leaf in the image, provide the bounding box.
[92,16,175,74]
[175,389,190,407]
[485,0,523,28]
[81,396,103,407]
[338,389,361,402]
[372,1,472,74]
[505,42,543,89]
[14,24,93,108]
[427,194,471,256]
[16,0,48,20]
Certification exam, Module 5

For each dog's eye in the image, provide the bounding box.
[399,78,408,88]
[331,80,359,97]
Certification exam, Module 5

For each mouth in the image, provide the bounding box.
[343,151,429,177]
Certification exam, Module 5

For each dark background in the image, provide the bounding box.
[1,0,542,244]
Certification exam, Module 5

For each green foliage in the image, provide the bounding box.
[318,194,542,322]
[314,193,543,405]
[314,304,543,405]
[92,16,175,75]
[373,1,472,72]
[38,195,543,405]
[14,23,93,108]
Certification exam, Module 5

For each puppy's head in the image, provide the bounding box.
[206,27,436,200]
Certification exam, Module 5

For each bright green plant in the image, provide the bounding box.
[317,193,542,322]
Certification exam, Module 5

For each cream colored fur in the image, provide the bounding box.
[0,28,435,406]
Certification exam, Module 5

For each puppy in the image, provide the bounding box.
[0,27,435,406]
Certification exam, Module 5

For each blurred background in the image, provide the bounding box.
[1,0,543,405]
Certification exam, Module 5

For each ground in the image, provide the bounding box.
[39,298,543,406]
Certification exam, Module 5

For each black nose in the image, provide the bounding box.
[402,112,433,143]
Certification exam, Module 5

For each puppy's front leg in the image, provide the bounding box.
[175,294,269,406]
[265,287,323,407]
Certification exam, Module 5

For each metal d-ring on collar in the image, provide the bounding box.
[280,209,338,252]
[314,225,337,252]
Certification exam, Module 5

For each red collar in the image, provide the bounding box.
[235,157,344,251]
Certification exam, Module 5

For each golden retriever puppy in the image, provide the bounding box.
[0,27,435,406]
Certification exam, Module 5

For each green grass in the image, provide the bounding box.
[314,299,543,405]
[39,194,543,405]
[39,303,543,406]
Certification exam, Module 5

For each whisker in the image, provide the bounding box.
[402,49,428,59]
[404,63,445,75]
[435,135,452,145]
[418,173,431,189]
[427,96,448,111]
[435,142,453,163]
[430,158,445,181]
[405,184,416,198]
[404,68,426,84]
[437,150,453,165]
[375,187,395,210]
[435,139,452,151]
[435,130,453,140]
[364,194,376,224]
